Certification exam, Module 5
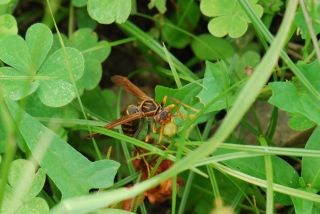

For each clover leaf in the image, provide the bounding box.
[52,28,110,94]
[268,60,320,130]
[0,23,84,107]
[148,0,167,14]
[0,14,17,36]
[234,50,261,79]
[69,28,110,93]
[87,0,131,24]
[191,34,235,61]
[161,0,200,48]
[0,159,49,214]
[72,0,87,7]
[0,0,11,4]
[200,0,263,38]
[0,0,17,14]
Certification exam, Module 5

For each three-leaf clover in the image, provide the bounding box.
[87,0,131,24]
[0,23,84,107]
[51,28,111,94]
[69,28,111,93]
[0,14,17,36]
[200,0,263,38]
[0,159,49,214]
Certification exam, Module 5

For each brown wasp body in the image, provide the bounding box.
[105,75,176,141]
[121,104,142,137]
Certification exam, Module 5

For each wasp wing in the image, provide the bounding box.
[104,111,145,129]
[111,75,151,100]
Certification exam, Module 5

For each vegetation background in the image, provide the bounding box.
[0,0,320,213]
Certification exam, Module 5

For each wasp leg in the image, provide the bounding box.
[133,118,145,138]
[166,96,200,113]
[142,155,151,178]
[145,122,151,143]
[133,148,151,178]
[160,95,168,107]
[159,125,164,144]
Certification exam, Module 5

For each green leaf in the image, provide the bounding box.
[81,88,117,121]
[260,0,283,13]
[72,0,87,7]
[0,35,32,72]
[6,99,120,199]
[76,58,102,92]
[25,23,53,71]
[234,50,261,79]
[288,114,315,131]
[69,28,110,92]
[0,0,17,14]
[69,28,111,62]
[197,61,240,113]
[0,159,48,214]
[76,7,97,29]
[0,0,10,4]
[70,28,98,51]
[185,170,246,213]
[39,47,84,81]
[161,0,200,48]
[268,61,320,129]
[191,34,235,61]
[161,18,191,49]
[291,187,319,214]
[0,122,5,153]
[219,149,300,205]
[155,82,202,106]
[36,47,84,107]
[148,0,167,14]
[295,6,320,39]
[0,67,39,100]
[302,127,320,190]
[200,0,263,38]
[8,159,46,199]
[0,14,17,36]
[0,118,27,152]
[50,34,68,54]
[16,197,50,214]
[0,25,85,107]
[87,0,131,24]
[22,90,79,119]
[37,80,75,107]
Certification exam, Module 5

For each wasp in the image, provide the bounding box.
[105,75,179,142]
[120,104,143,137]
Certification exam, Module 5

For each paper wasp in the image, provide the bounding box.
[104,76,192,210]
[105,75,182,142]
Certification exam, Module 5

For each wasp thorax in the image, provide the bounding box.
[126,105,140,114]
[140,99,159,114]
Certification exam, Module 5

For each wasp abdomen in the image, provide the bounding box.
[121,105,141,137]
